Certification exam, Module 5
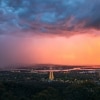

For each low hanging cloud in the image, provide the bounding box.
[0,0,100,36]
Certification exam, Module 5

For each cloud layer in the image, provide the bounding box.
[0,0,100,36]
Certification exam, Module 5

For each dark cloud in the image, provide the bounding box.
[0,0,100,36]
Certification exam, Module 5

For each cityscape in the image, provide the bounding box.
[0,64,100,83]
[0,0,100,100]
[0,65,100,100]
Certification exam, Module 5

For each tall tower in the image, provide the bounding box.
[49,67,54,81]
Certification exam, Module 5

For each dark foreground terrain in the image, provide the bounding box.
[0,81,100,100]
[0,71,100,100]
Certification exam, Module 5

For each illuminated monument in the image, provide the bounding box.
[49,67,54,81]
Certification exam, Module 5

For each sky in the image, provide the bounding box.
[0,0,100,66]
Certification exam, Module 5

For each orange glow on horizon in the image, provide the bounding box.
[4,33,100,66]
[32,34,100,65]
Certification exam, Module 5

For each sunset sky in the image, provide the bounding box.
[0,0,100,66]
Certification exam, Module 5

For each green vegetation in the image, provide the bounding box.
[0,71,99,100]
[0,81,100,100]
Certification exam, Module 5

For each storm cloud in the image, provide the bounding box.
[0,0,100,36]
